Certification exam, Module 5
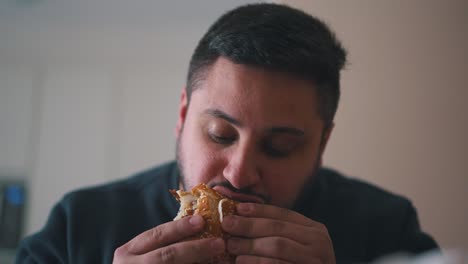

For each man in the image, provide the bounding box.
[16,3,438,264]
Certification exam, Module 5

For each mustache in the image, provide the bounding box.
[208,181,270,203]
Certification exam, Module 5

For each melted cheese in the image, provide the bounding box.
[218,198,228,223]
[173,191,197,220]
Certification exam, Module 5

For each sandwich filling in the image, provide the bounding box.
[173,187,229,224]
[171,184,238,262]
[171,183,237,237]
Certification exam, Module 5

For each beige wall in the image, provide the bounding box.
[284,0,468,250]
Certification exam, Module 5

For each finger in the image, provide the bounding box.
[140,237,225,264]
[236,255,291,264]
[222,215,325,245]
[237,255,322,264]
[236,203,317,227]
[126,215,204,255]
[228,237,309,263]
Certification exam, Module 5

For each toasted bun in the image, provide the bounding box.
[171,183,237,263]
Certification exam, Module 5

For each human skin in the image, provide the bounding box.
[176,57,331,209]
[113,57,336,263]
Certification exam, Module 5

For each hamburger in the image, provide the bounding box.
[171,183,237,263]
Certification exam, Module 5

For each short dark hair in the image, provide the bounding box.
[186,3,347,127]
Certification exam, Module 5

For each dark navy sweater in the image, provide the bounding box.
[16,161,438,263]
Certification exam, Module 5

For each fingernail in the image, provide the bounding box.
[189,215,203,228]
[237,203,252,214]
[211,238,225,252]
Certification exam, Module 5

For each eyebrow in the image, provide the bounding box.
[204,109,243,126]
[204,108,305,136]
[268,127,305,136]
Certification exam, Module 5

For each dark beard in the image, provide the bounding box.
[175,136,187,190]
[291,160,321,212]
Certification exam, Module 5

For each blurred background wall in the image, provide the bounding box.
[282,0,468,251]
[0,0,466,254]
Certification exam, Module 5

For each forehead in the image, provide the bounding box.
[190,57,323,129]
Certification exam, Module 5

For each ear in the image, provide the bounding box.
[175,88,188,137]
[318,122,334,167]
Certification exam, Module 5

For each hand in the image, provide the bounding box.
[222,203,335,264]
[113,215,226,264]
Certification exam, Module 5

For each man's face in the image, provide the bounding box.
[176,57,332,209]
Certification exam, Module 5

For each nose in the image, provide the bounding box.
[222,142,261,189]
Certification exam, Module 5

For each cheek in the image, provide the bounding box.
[179,121,226,189]
[262,153,319,207]
[263,167,308,207]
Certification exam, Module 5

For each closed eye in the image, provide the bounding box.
[262,143,292,158]
[209,133,236,145]
[262,134,303,158]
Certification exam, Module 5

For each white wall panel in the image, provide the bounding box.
[115,27,200,178]
[0,66,35,176]
[118,67,179,178]
[26,66,114,234]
